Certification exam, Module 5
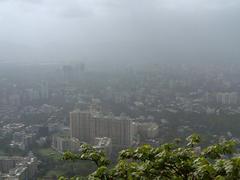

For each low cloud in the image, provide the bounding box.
[0,0,239,64]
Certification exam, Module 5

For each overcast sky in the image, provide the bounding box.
[0,0,239,64]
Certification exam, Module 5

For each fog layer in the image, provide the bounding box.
[0,0,239,64]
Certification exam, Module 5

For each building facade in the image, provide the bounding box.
[70,110,133,148]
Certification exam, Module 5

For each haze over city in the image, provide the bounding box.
[0,0,240,179]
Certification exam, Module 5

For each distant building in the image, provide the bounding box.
[93,137,112,157]
[52,136,71,153]
[0,153,38,180]
[216,92,238,105]
[89,99,102,112]
[12,132,36,151]
[8,94,21,106]
[0,156,22,173]
[62,63,85,83]
[92,113,133,148]
[40,81,49,100]
[52,135,82,153]
[47,123,62,133]
[70,110,133,148]
[70,110,92,143]
[25,88,40,101]
[132,122,159,139]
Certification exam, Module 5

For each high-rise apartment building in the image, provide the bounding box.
[216,92,238,105]
[92,113,133,148]
[40,81,49,100]
[69,110,133,148]
[70,110,92,142]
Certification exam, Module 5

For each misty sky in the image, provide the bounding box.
[0,0,240,64]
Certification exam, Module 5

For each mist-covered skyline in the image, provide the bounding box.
[0,0,239,64]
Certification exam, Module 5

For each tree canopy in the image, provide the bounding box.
[60,134,240,180]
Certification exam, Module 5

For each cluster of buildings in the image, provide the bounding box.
[50,108,160,157]
[2,62,240,177]
[11,131,36,151]
[62,63,85,83]
[0,81,49,107]
[24,81,49,102]
[51,109,133,157]
[93,137,112,157]
[1,123,49,151]
[70,110,133,150]
[147,90,240,116]
[0,153,38,180]
[52,136,82,153]
[132,122,159,139]
[1,123,25,135]
[51,135,113,157]
[20,104,60,115]
[216,92,238,105]
[0,104,19,124]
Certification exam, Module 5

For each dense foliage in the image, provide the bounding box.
[60,134,240,179]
